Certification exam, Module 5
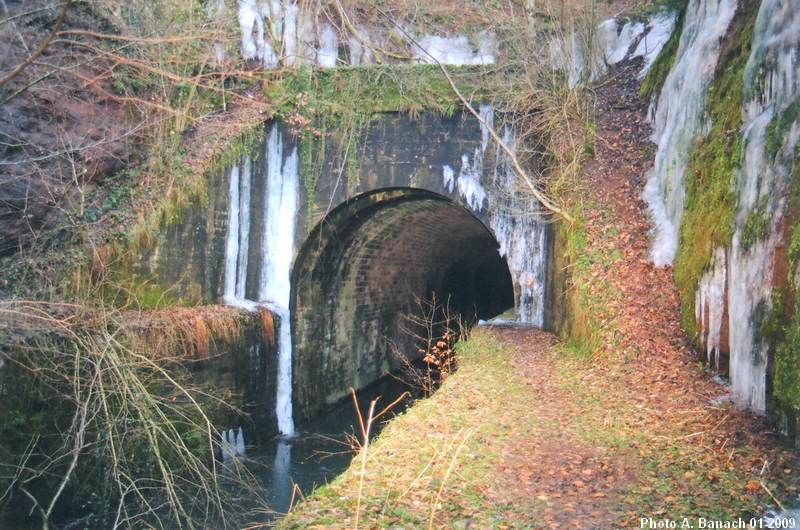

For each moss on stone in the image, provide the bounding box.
[741,195,770,251]
[92,120,266,309]
[759,278,799,439]
[268,64,484,218]
[773,311,800,438]
[639,11,684,101]
[650,0,690,13]
[265,64,478,118]
[765,97,800,159]
[672,3,758,341]
[766,146,800,441]
[639,0,689,101]
[549,206,621,359]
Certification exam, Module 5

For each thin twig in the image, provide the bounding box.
[0,0,72,89]
[428,428,473,530]
[376,8,575,224]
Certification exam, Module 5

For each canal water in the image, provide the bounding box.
[241,372,416,520]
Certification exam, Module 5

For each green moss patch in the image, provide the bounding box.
[672,3,758,340]
[265,64,480,118]
[773,299,800,438]
[741,195,770,251]
[765,147,800,441]
[639,5,685,103]
[765,96,800,159]
[266,63,485,199]
[564,220,619,356]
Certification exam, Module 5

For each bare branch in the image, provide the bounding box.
[0,0,72,89]
[375,7,576,224]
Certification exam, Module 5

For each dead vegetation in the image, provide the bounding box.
[0,299,268,529]
[0,0,269,299]
[391,295,465,397]
[124,305,250,361]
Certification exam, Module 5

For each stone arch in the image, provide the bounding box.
[290,187,514,421]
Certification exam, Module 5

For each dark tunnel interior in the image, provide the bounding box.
[291,189,515,420]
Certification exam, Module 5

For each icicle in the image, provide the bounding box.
[236,157,252,300]
[226,429,236,460]
[414,34,497,65]
[479,104,493,154]
[317,23,338,68]
[270,439,293,511]
[223,165,241,305]
[220,430,230,461]
[481,118,548,326]
[207,0,227,65]
[235,427,246,456]
[238,0,261,61]
[457,153,487,211]
[222,124,299,434]
[695,248,726,370]
[282,2,299,65]
[450,107,551,324]
[477,31,497,65]
[442,165,455,194]
[259,123,299,437]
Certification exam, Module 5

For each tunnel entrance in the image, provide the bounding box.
[291,188,515,421]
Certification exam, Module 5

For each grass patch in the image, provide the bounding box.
[278,330,541,529]
[283,328,796,528]
[557,206,623,357]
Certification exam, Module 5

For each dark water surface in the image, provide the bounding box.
[247,373,415,519]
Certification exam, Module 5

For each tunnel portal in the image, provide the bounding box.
[291,188,514,421]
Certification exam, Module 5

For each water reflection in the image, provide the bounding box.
[249,374,415,519]
[270,440,293,512]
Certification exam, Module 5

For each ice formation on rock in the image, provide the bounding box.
[726,0,800,413]
[413,31,497,65]
[643,0,736,266]
[695,248,727,369]
[237,1,496,68]
[222,123,299,435]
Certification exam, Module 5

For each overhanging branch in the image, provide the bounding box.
[0,0,72,90]
[375,8,575,224]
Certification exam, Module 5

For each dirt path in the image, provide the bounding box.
[487,58,800,528]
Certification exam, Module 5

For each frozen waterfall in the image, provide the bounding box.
[642,0,737,266]
[222,122,299,436]
[236,1,496,68]
[726,0,800,413]
[647,0,800,413]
